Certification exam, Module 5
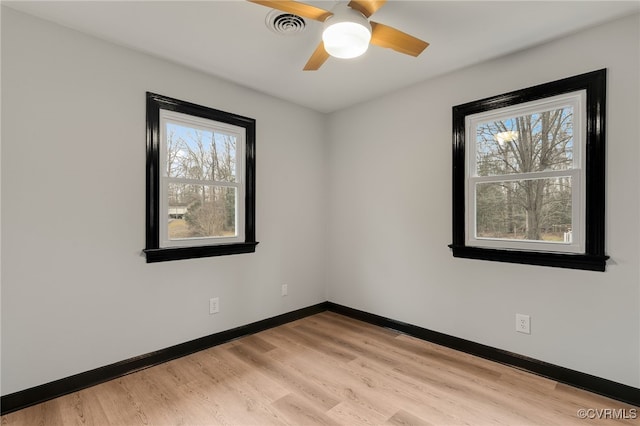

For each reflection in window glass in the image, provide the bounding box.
[475,106,574,177]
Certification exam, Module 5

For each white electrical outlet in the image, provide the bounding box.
[516,314,530,334]
[209,297,219,314]
[281,284,288,296]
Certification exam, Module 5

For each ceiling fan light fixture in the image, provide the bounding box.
[322,6,371,59]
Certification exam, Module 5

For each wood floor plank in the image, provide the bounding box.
[260,329,413,424]
[97,378,154,425]
[227,341,341,411]
[385,409,434,426]
[1,398,58,426]
[267,346,398,422]
[199,347,291,403]
[181,348,290,425]
[272,394,339,426]
[346,356,517,425]
[266,324,359,363]
[326,400,390,426]
[3,312,637,425]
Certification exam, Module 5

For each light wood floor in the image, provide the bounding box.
[2,312,637,425]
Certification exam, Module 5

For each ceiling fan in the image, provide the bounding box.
[248,0,429,70]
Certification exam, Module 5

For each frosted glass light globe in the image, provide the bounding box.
[322,7,371,59]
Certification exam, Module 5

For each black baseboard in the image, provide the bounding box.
[326,302,640,407]
[2,301,638,415]
[0,302,329,415]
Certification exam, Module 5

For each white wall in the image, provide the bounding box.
[327,13,640,387]
[1,7,327,395]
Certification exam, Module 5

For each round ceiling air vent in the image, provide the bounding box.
[265,10,306,35]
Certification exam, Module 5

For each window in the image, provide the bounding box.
[450,70,608,271]
[145,93,257,262]
[468,92,584,253]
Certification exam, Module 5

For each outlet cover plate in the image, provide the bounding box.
[210,297,219,314]
[516,313,530,334]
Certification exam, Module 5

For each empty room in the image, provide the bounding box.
[1,1,639,424]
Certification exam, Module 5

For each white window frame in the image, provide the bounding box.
[465,91,586,254]
[159,110,246,248]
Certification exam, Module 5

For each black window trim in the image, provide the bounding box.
[449,69,608,271]
[144,92,258,263]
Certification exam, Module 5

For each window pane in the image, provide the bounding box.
[167,183,236,239]
[475,177,572,242]
[166,122,237,182]
[475,107,574,176]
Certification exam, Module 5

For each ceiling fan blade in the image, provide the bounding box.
[303,42,330,71]
[347,0,386,18]
[248,1,332,22]
[370,21,429,57]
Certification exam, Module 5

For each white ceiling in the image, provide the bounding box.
[5,0,639,113]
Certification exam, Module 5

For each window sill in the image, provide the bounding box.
[144,242,259,263]
[448,244,608,272]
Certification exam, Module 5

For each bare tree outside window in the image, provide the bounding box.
[474,107,574,242]
[165,123,238,240]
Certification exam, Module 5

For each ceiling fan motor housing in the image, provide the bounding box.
[322,5,372,59]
